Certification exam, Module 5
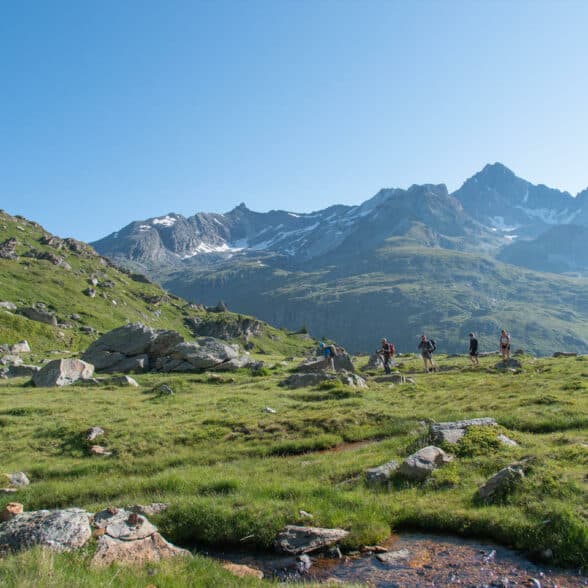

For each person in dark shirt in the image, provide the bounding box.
[417,334,436,372]
[468,332,479,366]
[379,338,394,374]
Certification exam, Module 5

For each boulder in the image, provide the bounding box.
[280,372,338,389]
[338,372,368,388]
[0,508,92,552]
[366,461,399,485]
[90,508,189,567]
[274,525,349,555]
[478,460,530,502]
[84,288,96,298]
[33,359,95,387]
[84,323,159,358]
[398,446,452,481]
[497,434,518,447]
[157,338,239,371]
[10,340,31,354]
[0,301,17,311]
[3,472,30,488]
[19,307,58,326]
[430,418,498,444]
[91,532,190,567]
[552,352,577,358]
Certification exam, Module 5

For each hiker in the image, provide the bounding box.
[418,334,436,372]
[323,343,336,371]
[468,332,479,366]
[378,338,395,374]
[499,329,511,362]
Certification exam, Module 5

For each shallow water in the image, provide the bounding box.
[201,533,586,587]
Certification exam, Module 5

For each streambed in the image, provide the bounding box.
[201,533,586,587]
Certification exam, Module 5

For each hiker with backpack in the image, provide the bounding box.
[468,332,479,366]
[378,338,395,374]
[499,329,511,363]
[418,334,437,372]
[323,343,336,371]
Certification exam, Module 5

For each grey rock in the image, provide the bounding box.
[1,355,23,367]
[147,330,184,358]
[93,508,157,541]
[127,503,170,517]
[110,375,139,387]
[32,358,95,387]
[376,549,411,564]
[4,472,30,488]
[338,372,368,388]
[84,288,96,298]
[80,326,96,335]
[157,384,174,396]
[0,301,17,311]
[70,313,82,321]
[552,351,577,358]
[85,427,105,441]
[366,460,399,485]
[497,434,518,447]
[19,307,58,326]
[430,418,498,444]
[159,338,239,371]
[280,372,338,389]
[84,323,158,357]
[10,340,31,354]
[0,508,91,552]
[274,525,349,555]
[478,462,526,502]
[0,237,18,260]
[398,446,452,481]
[296,353,356,374]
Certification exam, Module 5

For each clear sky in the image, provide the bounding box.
[1,0,587,241]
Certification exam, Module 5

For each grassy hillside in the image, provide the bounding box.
[0,210,313,357]
[0,352,586,586]
[162,243,588,356]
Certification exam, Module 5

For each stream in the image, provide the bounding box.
[200,533,586,587]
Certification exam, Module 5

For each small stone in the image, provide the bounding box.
[157,384,174,396]
[90,445,112,456]
[299,510,313,519]
[497,434,518,447]
[366,461,399,485]
[1,502,23,522]
[264,406,277,414]
[222,563,264,579]
[110,375,139,387]
[10,340,31,354]
[377,549,411,564]
[85,426,105,441]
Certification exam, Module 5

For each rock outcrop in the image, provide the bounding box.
[82,323,247,374]
[33,359,95,387]
[280,371,366,389]
[19,307,58,327]
[478,460,530,502]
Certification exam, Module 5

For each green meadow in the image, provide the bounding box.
[0,352,586,586]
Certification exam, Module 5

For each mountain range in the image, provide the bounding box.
[92,163,588,354]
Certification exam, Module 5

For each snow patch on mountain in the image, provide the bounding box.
[152,215,178,227]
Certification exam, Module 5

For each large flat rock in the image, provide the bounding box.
[0,508,91,552]
[274,525,349,554]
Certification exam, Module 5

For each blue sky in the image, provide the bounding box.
[1,0,587,241]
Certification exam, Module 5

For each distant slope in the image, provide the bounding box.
[0,210,314,357]
[497,224,588,275]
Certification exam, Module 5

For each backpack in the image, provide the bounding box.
[327,345,337,357]
[427,339,436,353]
[388,342,395,356]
